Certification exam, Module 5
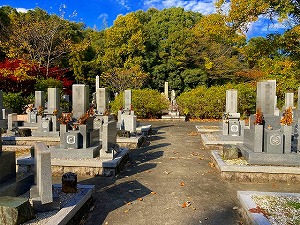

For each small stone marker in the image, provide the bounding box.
[222,145,239,160]
[62,172,77,193]
[0,196,35,225]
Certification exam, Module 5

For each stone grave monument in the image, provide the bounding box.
[162,88,185,120]
[117,89,137,135]
[30,142,60,212]
[50,84,100,159]
[24,91,45,127]
[32,88,61,137]
[239,80,300,165]
[222,89,243,136]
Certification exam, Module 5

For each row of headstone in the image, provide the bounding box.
[30,88,61,137]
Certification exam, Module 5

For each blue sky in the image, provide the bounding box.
[0,0,288,38]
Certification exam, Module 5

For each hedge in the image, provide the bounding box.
[110,89,169,118]
[177,83,257,119]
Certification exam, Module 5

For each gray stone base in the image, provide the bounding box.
[201,132,243,145]
[22,122,38,128]
[49,145,100,159]
[2,136,59,146]
[117,135,145,148]
[17,148,129,177]
[239,144,300,166]
[102,148,130,176]
[31,130,60,137]
[195,125,220,133]
[161,115,186,121]
[211,150,300,183]
[22,184,94,224]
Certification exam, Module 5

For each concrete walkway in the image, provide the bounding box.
[78,120,300,225]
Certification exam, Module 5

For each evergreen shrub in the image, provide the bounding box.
[110,89,169,118]
[177,83,256,119]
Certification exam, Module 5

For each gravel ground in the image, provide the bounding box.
[20,186,86,225]
[252,194,300,224]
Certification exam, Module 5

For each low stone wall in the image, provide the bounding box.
[219,171,300,183]
[52,166,103,177]
[211,150,300,183]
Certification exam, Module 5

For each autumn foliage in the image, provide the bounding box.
[0,58,74,94]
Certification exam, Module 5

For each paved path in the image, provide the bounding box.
[80,121,300,225]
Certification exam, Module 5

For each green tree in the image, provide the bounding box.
[143,7,203,92]
[216,0,300,31]
[2,7,85,76]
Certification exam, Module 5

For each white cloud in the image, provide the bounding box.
[116,0,130,10]
[16,7,30,13]
[98,13,108,20]
[246,15,288,38]
[143,0,216,15]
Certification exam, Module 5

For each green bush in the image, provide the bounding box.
[3,92,33,114]
[177,83,256,119]
[34,78,63,93]
[110,89,169,118]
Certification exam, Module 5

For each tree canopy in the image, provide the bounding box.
[0,5,299,107]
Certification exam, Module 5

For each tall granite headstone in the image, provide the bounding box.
[124,90,131,111]
[96,88,108,115]
[284,92,294,110]
[72,84,89,119]
[35,91,45,110]
[30,142,53,205]
[226,89,238,113]
[47,88,60,114]
[256,80,277,115]
[30,142,60,213]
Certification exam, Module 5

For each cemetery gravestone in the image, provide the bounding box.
[30,142,60,212]
[34,91,45,110]
[72,84,89,119]
[223,89,241,136]
[96,88,108,115]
